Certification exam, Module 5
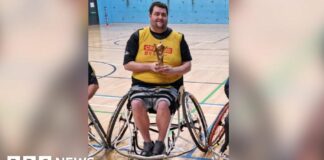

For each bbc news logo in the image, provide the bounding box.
[7,156,94,160]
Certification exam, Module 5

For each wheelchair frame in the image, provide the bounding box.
[106,86,208,159]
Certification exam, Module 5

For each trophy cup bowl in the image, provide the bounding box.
[154,43,166,66]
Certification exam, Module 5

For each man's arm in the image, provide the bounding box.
[160,61,191,76]
[124,61,163,73]
[88,84,99,100]
[88,63,99,100]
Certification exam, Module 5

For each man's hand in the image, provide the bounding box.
[151,63,166,73]
[158,61,191,76]
[159,65,175,74]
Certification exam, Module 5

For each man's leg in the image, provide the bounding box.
[132,99,155,156]
[156,100,171,141]
[131,99,151,142]
[152,100,171,155]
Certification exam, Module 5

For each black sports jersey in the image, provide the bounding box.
[225,78,229,98]
[88,63,98,85]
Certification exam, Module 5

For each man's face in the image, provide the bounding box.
[150,6,168,30]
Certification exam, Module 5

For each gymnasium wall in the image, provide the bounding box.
[97,0,229,24]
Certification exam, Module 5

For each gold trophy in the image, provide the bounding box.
[154,42,167,66]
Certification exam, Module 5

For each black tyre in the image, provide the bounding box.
[88,105,108,157]
[88,105,107,140]
[106,94,131,148]
[182,92,208,152]
[208,102,229,146]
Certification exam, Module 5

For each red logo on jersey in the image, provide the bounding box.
[143,45,173,55]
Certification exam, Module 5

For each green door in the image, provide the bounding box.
[89,0,99,25]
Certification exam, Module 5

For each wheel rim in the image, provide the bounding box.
[183,93,208,151]
[208,102,229,146]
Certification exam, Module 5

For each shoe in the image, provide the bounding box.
[152,141,165,155]
[140,141,154,157]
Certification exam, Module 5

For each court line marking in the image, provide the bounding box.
[89,61,116,78]
[200,78,227,103]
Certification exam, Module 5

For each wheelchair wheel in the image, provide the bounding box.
[208,102,229,146]
[182,92,208,152]
[215,127,225,145]
[106,94,131,148]
[88,105,108,157]
[89,105,107,139]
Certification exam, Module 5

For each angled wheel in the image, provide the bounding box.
[88,105,108,157]
[208,102,229,146]
[182,92,208,152]
[106,94,131,148]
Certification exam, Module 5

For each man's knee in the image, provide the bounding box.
[131,99,146,112]
[156,100,170,112]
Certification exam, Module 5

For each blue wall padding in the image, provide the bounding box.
[97,0,228,24]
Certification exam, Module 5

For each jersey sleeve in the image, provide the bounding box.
[180,35,192,62]
[123,30,140,65]
[88,63,98,85]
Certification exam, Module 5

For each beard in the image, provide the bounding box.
[154,20,167,30]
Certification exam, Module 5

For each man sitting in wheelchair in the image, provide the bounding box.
[123,1,192,156]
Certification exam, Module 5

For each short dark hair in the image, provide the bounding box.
[149,1,168,15]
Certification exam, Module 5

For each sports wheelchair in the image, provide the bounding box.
[106,86,209,159]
